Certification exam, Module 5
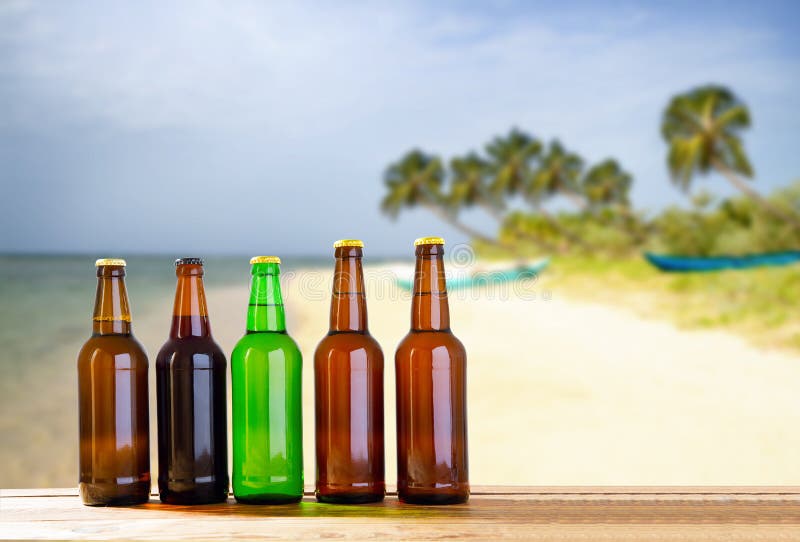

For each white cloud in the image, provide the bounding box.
[0,0,798,251]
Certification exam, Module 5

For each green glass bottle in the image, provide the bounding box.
[232,256,304,504]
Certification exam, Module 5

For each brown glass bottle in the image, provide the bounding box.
[77,259,150,506]
[314,240,385,503]
[156,258,229,504]
[395,237,469,504]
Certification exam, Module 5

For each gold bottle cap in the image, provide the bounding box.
[95,258,126,267]
[250,256,281,265]
[333,239,364,248]
[175,257,203,266]
[414,236,445,246]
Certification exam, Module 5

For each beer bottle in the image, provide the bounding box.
[314,240,385,504]
[77,259,150,506]
[231,256,303,504]
[395,237,469,504]
[156,258,229,504]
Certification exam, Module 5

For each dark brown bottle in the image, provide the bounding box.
[395,237,469,504]
[77,259,150,506]
[156,258,229,504]
[314,240,385,503]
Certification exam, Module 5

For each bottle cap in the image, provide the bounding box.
[414,236,445,246]
[95,258,126,267]
[250,256,281,265]
[333,239,364,248]
[175,257,204,266]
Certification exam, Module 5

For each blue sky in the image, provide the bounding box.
[1,0,799,255]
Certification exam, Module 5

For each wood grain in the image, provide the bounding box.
[2,487,799,541]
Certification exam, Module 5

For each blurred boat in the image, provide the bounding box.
[394,258,550,291]
[644,251,800,272]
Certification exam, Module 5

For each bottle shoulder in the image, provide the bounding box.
[315,332,383,357]
[232,331,301,357]
[156,336,227,367]
[77,334,149,367]
[396,329,466,356]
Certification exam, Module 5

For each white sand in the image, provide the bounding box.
[4,265,800,488]
[200,266,800,486]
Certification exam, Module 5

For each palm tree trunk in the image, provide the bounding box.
[561,189,588,211]
[421,203,505,247]
[480,202,505,223]
[481,202,561,252]
[712,158,800,228]
[533,202,588,248]
[479,202,557,251]
[422,202,554,255]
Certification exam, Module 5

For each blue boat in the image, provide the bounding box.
[644,251,800,272]
[395,258,550,291]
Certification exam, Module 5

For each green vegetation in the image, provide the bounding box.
[380,84,800,257]
[379,84,800,350]
[381,127,634,254]
[651,183,800,255]
[662,85,800,228]
[545,254,800,352]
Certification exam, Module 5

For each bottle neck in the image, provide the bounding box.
[170,264,211,338]
[93,266,132,335]
[411,245,450,331]
[330,247,367,333]
[247,262,285,333]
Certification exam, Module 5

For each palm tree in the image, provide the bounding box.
[485,128,542,197]
[484,128,567,251]
[661,84,799,225]
[582,159,632,211]
[381,149,501,246]
[528,140,586,209]
[381,149,443,217]
[448,152,503,220]
[521,140,587,247]
[581,159,647,244]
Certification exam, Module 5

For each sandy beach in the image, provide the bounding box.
[3,264,800,488]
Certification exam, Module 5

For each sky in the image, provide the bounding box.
[1,0,799,256]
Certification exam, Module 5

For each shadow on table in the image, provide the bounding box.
[137,495,476,519]
[132,495,800,523]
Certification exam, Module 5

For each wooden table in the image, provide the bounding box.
[2,487,799,540]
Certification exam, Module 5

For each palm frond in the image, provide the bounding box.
[667,136,706,190]
[720,134,754,178]
[715,104,751,132]
[661,84,753,192]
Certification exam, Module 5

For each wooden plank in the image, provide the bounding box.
[2,488,800,541]
[4,486,800,497]
[0,488,79,498]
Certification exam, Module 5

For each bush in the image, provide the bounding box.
[649,181,800,256]
[485,181,800,257]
